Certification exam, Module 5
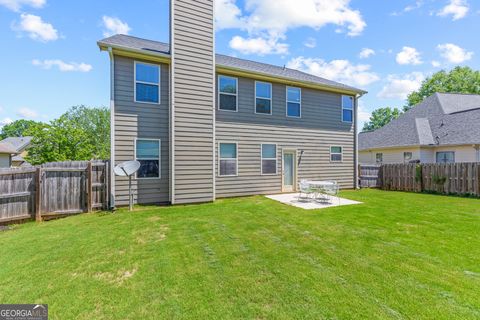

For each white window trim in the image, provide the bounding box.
[330,146,343,163]
[341,95,354,123]
[218,142,238,177]
[254,81,273,115]
[404,152,413,162]
[376,153,383,164]
[134,61,161,105]
[218,75,238,112]
[134,138,161,179]
[436,151,455,163]
[261,143,278,175]
[286,86,301,118]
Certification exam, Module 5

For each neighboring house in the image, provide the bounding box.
[0,136,32,168]
[97,0,366,206]
[0,142,18,168]
[0,136,33,167]
[359,93,480,164]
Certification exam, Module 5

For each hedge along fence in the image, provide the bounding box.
[0,160,110,224]
[381,162,480,197]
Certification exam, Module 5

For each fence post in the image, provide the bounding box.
[87,161,93,213]
[35,167,42,222]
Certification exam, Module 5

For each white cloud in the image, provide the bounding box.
[286,56,379,87]
[16,107,38,119]
[359,48,375,59]
[32,59,92,72]
[303,37,317,48]
[13,13,58,42]
[436,43,473,63]
[229,35,288,55]
[378,72,425,100]
[391,0,424,16]
[0,0,45,11]
[102,16,130,37]
[396,46,422,65]
[431,60,441,67]
[0,117,13,127]
[437,0,469,20]
[216,0,366,55]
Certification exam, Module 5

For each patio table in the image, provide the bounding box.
[303,180,337,202]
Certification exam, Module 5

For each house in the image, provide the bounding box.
[0,136,32,167]
[97,0,366,206]
[359,93,480,164]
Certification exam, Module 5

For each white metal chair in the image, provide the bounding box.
[298,180,315,201]
[321,181,340,204]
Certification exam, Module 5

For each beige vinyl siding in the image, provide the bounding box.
[113,56,170,206]
[360,145,479,164]
[359,148,420,164]
[171,0,215,204]
[215,122,354,197]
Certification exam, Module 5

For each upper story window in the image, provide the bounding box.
[255,81,272,114]
[135,62,160,104]
[135,139,161,179]
[286,87,301,118]
[330,146,343,162]
[218,76,238,111]
[436,151,455,163]
[261,144,277,175]
[219,143,238,176]
[342,95,354,122]
[376,153,383,164]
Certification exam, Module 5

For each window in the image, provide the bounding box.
[219,143,238,176]
[286,87,301,117]
[218,75,237,111]
[261,144,277,175]
[255,81,272,114]
[436,151,455,163]
[330,146,343,162]
[376,153,383,164]
[135,62,160,104]
[135,139,160,179]
[404,152,413,162]
[342,95,354,122]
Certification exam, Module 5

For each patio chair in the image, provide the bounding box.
[298,180,315,201]
[321,181,340,205]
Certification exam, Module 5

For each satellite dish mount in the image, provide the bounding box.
[114,160,141,211]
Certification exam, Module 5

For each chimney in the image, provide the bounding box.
[170,0,215,204]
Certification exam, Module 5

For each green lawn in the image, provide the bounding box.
[1,190,479,319]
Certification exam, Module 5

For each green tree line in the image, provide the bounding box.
[0,106,110,165]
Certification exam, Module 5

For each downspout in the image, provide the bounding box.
[169,0,176,204]
[108,47,116,209]
[354,93,365,189]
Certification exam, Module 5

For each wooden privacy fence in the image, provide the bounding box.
[381,162,480,197]
[358,164,382,188]
[0,160,110,224]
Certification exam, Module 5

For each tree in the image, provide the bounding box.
[0,119,42,139]
[406,66,480,110]
[362,107,402,132]
[26,106,110,165]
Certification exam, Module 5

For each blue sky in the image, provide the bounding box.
[0,0,478,129]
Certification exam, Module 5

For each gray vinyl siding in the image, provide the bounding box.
[215,76,354,197]
[171,0,215,204]
[113,55,170,206]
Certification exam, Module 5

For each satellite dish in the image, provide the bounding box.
[114,160,141,211]
[114,160,140,177]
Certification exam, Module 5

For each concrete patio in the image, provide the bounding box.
[266,193,362,210]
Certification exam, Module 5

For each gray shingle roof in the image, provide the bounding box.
[0,136,32,152]
[98,34,366,94]
[0,142,18,154]
[359,93,480,150]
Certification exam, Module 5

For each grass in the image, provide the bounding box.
[0,189,479,319]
